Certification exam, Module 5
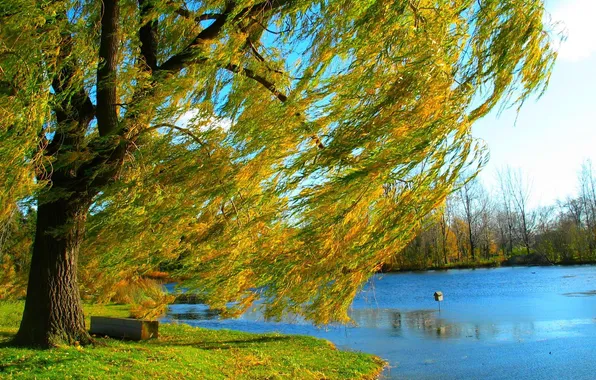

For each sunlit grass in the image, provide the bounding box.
[0,302,385,379]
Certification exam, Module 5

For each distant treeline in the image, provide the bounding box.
[383,162,596,271]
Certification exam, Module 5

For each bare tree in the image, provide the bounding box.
[496,170,516,257]
[499,167,535,256]
[439,202,452,265]
[579,160,596,257]
[386,162,596,269]
[454,176,488,261]
[477,193,495,259]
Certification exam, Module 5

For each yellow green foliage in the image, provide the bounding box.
[1,0,557,325]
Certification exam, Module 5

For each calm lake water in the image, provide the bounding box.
[163,266,596,379]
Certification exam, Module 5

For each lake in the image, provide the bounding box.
[163,266,596,379]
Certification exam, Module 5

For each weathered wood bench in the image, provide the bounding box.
[90,317,159,340]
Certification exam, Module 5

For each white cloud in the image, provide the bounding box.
[176,110,232,132]
[176,109,199,128]
[550,0,596,62]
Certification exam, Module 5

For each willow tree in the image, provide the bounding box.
[1,0,556,346]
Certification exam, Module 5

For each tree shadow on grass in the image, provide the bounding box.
[0,355,78,375]
[150,335,293,350]
[0,331,18,347]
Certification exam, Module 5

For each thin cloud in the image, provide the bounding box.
[176,110,232,132]
[550,0,596,62]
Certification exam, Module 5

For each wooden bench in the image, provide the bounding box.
[90,317,159,340]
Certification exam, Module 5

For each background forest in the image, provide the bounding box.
[385,162,596,271]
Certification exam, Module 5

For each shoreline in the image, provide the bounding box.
[381,260,596,273]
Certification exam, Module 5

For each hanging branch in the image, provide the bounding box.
[136,123,208,149]
[224,63,325,150]
[158,0,292,73]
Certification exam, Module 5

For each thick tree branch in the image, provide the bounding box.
[225,63,287,102]
[247,40,267,63]
[157,4,233,73]
[239,0,291,22]
[158,0,292,73]
[46,86,96,156]
[46,31,95,156]
[96,0,120,136]
[174,8,222,22]
[245,39,302,78]
[138,0,158,72]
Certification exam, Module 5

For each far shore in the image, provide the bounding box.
[381,256,596,273]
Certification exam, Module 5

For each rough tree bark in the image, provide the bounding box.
[12,67,99,347]
[12,0,121,346]
[14,193,93,346]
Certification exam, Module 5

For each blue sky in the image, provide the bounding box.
[473,0,596,209]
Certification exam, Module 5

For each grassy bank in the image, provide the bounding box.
[0,302,385,379]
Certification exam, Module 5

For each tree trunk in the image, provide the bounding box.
[13,193,92,347]
[507,223,513,257]
[467,222,475,261]
[440,214,448,265]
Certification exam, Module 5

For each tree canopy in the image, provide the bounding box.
[0,0,556,343]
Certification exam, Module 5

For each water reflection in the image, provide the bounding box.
[562,290,596,297]
[167,303,595,343]
[352,309,504,340]
[164,267,596,379]
[356,308,595,341]
[168,306,221,321]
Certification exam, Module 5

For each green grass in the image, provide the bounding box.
[0,302,385,379]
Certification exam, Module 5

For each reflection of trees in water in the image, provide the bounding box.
[390,311,401,330]
[349,309,536,340]
[169,307,221,321]
[398,310,467,339]
[170,304,308,324]
[511,322,536,341]
[349,308,383,329]
[168,305,539,341]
